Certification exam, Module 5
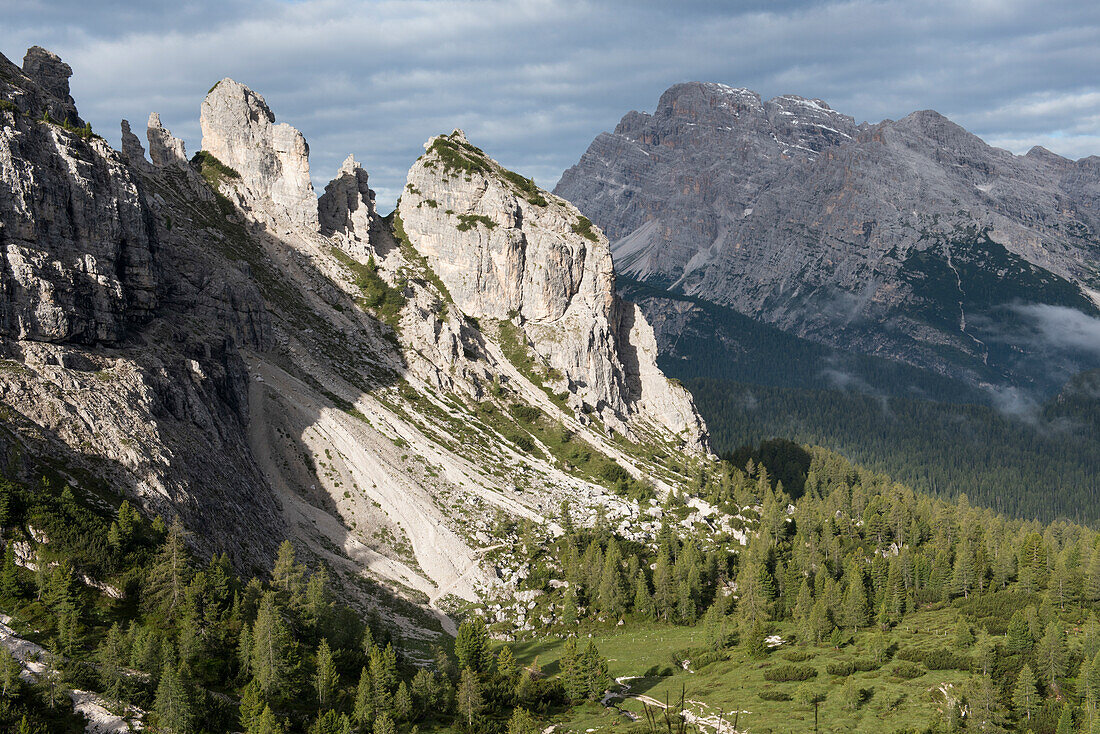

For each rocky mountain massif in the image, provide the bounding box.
[556,82,1100,397]
[0,47,709,639]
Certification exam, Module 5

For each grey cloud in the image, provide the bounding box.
[3,0,1099,209]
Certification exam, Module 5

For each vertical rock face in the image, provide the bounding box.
[200,79,318,229]
[120,119,147,167]
[21,46,82,126]
[0,57,157,344]
[146,112,188,168]
[319,155,375,257]
[398,131,708,450]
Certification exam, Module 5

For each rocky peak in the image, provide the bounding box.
[399,131,708,451]
[146,112,189,168]
[120,119,147,167]
[21,46,81,126]
[200,78,318,229]
[318,155,375,256]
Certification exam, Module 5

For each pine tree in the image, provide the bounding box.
[953,618,974,650]
[1012,664,1039,721]
[457,667,483,728]
[702,592,731,650]
[146,517,192,616]
[496,646,518,684]
[372,712,395,734]
[271,540,305,602]
[597,541,626,618]
[653,550,676,620]
[370,643,398,713]
[1055,704,1075,734]
[632,570,654,618]
[507,707,539,734]
[96,623,127,707]
[248,705,286,734]
[561,586,579,627]
[153,657,195,734]
[0,542,20,601]
[0,645,21,698]
[393,681,412,723]
[250,591,291,703]
[1036,619,1067,686]
[1006,610,1033,654]
[454,618,491,675]
[315,638,338,710]
[559,638,587,703]
[809,598,831,643]
[352,666,373,730]
[582,641,610,700]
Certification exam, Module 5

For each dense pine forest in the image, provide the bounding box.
[685,376,1100,525]
[4,431,1100,731]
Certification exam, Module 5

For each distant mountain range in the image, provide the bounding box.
[555,81,1100,399]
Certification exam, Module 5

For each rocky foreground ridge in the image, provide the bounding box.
[0,47,709,637]
[556,82,1100,393]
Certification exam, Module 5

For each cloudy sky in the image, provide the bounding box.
[4,0,1099,209]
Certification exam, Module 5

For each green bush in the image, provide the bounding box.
[921,648,968,671]
[501,170,548,207]
[571,216,599,242]
[456,213,498,232]
[510,404,543,423]
[763,664,817,682]
[892,661,925,679]
[783,650,816,662]
[827,661,855,676]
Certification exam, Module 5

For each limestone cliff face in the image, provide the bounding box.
[398,131,708,450]
[200,78,318,229]
[319,155,375,258]
[0,48,283,566]
[0,53,156,345]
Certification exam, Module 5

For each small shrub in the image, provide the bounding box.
[921,648,968,671]
[783,650,816,662]
[456,213,497,232]
[892,661,925,679]
[509,404,542,423]
[763,664,817,682]
[827,661,855,677]
[571,216,599,242]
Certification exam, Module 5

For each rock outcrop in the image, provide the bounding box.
[556,82,1100,393]
[21,46,82,126]
[146,112,188,168]
[399,131,708,450]
[0,66,157,344]
[319,155,375,256]
[120,119,147,167]
[200,78,318,229]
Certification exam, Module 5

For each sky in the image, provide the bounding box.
[3,0,1100,211]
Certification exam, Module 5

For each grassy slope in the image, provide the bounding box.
[510,609,995,733]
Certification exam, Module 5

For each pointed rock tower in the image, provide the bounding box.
[200,79,318,229]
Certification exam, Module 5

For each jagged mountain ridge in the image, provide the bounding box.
[0,47,709,639]
[555,82,1100,394]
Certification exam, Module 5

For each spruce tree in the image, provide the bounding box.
[457,667,483,728]
[353,666,373,730]
[1036,619,1067,686]
[1012,664,1039,721]
[153,657,195,734]
[507,707,539,734]
[393,681,412,723]
[632,569,654,618]
[146,517,192,616]
[315,638,338,710]
[454,618,491,674]
[250,591,291,703]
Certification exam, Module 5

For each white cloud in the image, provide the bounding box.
[2,0,1099,209]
